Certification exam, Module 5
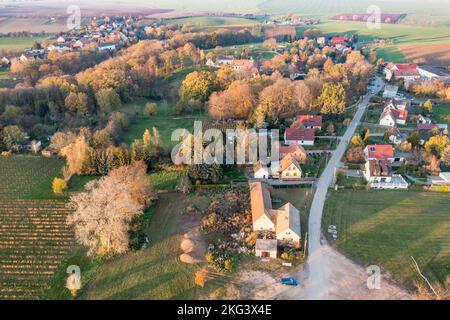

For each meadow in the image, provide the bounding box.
[80,192,209,299]
[323,190,450,289]
[0,36,50,52]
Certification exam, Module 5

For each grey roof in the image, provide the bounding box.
[255,239,277,251]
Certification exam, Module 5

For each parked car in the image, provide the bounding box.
[281,277,298,286]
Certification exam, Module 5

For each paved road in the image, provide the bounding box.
[304,76,384,299]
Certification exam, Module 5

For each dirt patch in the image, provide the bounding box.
[400,43,450,67]
[213,244,413,300]
[178,201,207,264]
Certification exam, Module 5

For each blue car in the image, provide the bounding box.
[281,277,298,286]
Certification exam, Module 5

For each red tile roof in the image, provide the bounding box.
[391,109,408,121]
[285,128,315,141]
[366,144,394,160]
[393,63,419,77]
[330,36,347,45]
[296,115,323,127]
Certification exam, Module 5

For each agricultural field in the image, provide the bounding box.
[0,36,50,52]
[0,18,69,33]
[0,155,74,300]
[168,16,257,29]
[323,190,450,289]
[399,43,450,67]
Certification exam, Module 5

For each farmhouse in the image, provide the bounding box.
[284,128,315,146]
[295,115,322,129]
[249,181,302,257]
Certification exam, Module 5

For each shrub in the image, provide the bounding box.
[143,102,157,116]
[52,178,68,194]
[194,268,208,288]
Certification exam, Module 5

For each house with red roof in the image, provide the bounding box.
[296,115,323,130]
[330,36,347,46]
[379,108,408,127]
[384,63,420,85]
[364,144,395,161]
[284,128,315,146]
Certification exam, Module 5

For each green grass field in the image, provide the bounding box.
[169,16,257,28]
[0,36,49,52]
[434,103,450,126]
[323,190,450,289]
[80,192,209,299]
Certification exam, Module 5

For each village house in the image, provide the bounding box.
[363,159,409,189]
[416,114,432,124]
[274,203,301,247]
[384,63,420,86]
[295,115,323,130]
[279,154,302,180]
[250,181,275,232]
[364,144,395,162]
[330,36,347,47]
[384,99,409,111]
[279,142,308,164]
[249,182,302,258]
[284,128,315,146]
[379,108,408,127]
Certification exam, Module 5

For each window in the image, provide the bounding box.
[370,147,375,152]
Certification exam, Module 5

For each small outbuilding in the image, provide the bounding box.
[255,239,278,259]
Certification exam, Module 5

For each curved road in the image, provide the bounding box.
[305,76,384,299]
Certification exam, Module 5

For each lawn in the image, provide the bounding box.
[434,103,450,126]
[323,190,450,289]
[147,170,184,191]
[80,192,209,300]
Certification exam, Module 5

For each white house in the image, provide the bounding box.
[274,203,301,248]
[379,109,408,127]
[253,161,270,179]
[250,182,275,232]
[284,128,315,146]
[364,159,409,189]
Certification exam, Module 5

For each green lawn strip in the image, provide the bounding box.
[147,170,184,191]
[323,190,450,288]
